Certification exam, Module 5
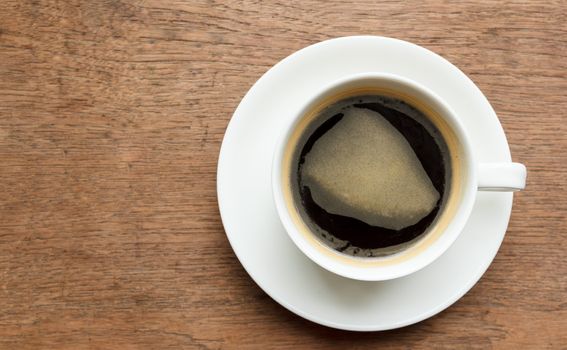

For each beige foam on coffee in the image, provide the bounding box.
[302,107,440,231]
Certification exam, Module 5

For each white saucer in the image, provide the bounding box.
[217,36,514,331]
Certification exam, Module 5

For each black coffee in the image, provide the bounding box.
[294,95,450,256]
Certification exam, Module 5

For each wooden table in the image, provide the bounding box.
[1,1,565,348]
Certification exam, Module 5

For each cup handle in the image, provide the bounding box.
[478,163,527,191]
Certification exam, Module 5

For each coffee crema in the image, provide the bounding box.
[289,94,452,257]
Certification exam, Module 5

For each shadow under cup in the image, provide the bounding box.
[275,75,474,275]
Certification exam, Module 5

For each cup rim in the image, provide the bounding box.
[272,72,477,281]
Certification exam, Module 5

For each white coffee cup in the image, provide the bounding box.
[272,73,526,281]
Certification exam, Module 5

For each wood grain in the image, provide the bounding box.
[1,0,566,348]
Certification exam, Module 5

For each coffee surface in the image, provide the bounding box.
[295,95,449,255]
[302,107,440,230]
